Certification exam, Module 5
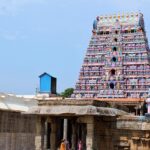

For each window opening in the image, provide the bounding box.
[114,38,118,42]
[131,29,135,33]
[110,83,115,89]
[115,30,118,34]
[125,30,128,33]
[112,57,117,62]
[110,69,116,76]
[106,31,109,34]
[113,47,117,51]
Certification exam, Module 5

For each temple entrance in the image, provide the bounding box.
[45,118,87,149]
[46,119,64,149]
[76,123,87,150]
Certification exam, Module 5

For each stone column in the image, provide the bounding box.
[41,118,46,150]
[86,123,94,150]
[131,137,139,150]
[140,108,143,116]
[44,122,47,150]
[135,107,138,116]
[63,119,68,140]
[35,116,42,150]
[50,120,57,150]
[71,123,76,150]
[146,98,150,113]
[76,116,94,150]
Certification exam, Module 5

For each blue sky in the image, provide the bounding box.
[0,0,150,94]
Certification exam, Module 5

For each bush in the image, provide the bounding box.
[61,88,74,98]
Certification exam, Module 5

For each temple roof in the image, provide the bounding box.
[24,99,128,116]
[97,12,143,26]
[0,93,37,112]
[25,105,127,116]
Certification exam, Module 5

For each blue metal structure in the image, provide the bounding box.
[39,72,57,94]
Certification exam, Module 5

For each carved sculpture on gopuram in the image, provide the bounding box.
[72,12,150,99]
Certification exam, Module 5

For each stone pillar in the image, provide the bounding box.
[50,120,57,150]
[71,123,76,150]
[86,123,94,150]
[76,116,94,150]
[131,137,139,150]
[135,107,138,116]
[144,139,150,150]
[35,117,42,150]
[44,122,47,149]
[41,118,46,150]
[146,98,150,113]
[63,119,68,140]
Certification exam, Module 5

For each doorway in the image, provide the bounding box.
[77,123,87,150]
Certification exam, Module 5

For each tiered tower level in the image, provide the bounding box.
[73,12,150,99]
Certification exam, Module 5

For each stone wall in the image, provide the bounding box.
[94,116,150,150]
[0,110,36,150]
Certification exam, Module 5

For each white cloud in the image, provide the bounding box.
[0,0,47,15]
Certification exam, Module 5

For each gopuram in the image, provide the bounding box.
[73,12,150,99]
[72,12,150,116]
[0,12,150,150]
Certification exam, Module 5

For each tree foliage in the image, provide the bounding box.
[61,88,74,98]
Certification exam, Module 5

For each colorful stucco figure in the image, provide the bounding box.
[93,16,99,30]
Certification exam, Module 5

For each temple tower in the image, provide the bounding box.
[72,12,150,99]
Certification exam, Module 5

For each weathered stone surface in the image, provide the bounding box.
[0,98,150,150]
[26,105,128,117]
[92,115,150,150]
[0,133,35,150]
[0,111,36,150]
[117,115,150,130]
[37,99,109,107]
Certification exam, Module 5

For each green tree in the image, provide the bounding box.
[61,88,74,98]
